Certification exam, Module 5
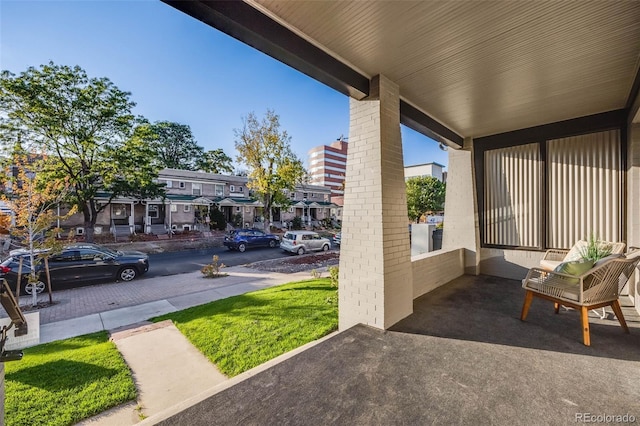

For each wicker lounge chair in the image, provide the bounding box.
[521,251,640,346]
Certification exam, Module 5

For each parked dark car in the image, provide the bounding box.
[223,228,280,252]
[0,243,149,294]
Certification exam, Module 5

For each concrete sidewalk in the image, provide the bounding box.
[19,266,323,425]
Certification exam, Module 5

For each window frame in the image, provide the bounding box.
[474,118,626,252]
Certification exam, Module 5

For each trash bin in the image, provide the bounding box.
[432,228,443,251]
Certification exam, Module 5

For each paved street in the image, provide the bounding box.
[146,245,292,277]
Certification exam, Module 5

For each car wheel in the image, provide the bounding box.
[25,281,45,295]
[238,243,246,253]
[297,247,305,255]
[118,267,138,282]
[322,244,329,252]
[269,240,277,248]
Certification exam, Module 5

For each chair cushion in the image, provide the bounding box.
[525,276,580,302]
[593,253,623,269]
[553,259,595,284]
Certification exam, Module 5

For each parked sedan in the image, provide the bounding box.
[0,243,149,294]
[281,231,331,255]
[223,228,280,253]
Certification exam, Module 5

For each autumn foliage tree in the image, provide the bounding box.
[234,110,306,231]
[1,152,76,304]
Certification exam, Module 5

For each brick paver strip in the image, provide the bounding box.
[3,269,270,324]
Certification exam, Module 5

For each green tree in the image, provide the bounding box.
[406,176,446,222]
[197,148,233,174]
[147,121,203,170]
[0,63,164,242]
[234,110,305,231]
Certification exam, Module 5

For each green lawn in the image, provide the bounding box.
[4,332,136,426]
[153,278,338,377]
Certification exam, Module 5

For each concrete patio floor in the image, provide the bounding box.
[146,275,640,425]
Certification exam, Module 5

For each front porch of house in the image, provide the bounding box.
[145,268,640,424]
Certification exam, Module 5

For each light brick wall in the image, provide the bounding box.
[339,75,413,330]
[411,249,465,298]
[627,122,640,311]
[442,140,481,275]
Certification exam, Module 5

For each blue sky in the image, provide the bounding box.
[0,0,447,170]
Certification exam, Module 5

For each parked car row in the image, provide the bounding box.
[224,228,335,256]
[0,243,149,294]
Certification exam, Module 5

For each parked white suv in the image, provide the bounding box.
[281,231,331,255]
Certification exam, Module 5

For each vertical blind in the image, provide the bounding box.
[483,129,622,249]
[547,129,622,248]
[484,143,541,247]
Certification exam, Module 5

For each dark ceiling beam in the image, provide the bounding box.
[474,109,627,150]
[162,0,464,149]
[400,102,463,149]
[627,63,640,124]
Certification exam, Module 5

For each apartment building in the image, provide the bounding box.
[279,184,335,226]
[404,162,446,182]
[58,169,336,236]
[308,137,348,206]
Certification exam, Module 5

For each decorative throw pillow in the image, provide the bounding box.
[553,259,595,284]
[563,240,588,262]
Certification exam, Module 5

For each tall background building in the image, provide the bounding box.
[307,136,348,206]
[404,162,447,182]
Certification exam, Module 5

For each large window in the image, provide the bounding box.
[484,143,541,248]
[483,129,622,249]
[546,130,622,248]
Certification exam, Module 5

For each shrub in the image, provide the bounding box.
[291,216,303,230]
[321,217,333,228]
[328,266,339,288]
[209,209,226,231]
[201,255,227,278]
[232,213,243,228]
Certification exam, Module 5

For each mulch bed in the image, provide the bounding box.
[248,251,340,273]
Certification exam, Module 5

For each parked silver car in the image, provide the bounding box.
[280,231,331,255]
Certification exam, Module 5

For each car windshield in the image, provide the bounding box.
[99,246,120,256]
[283,233,296,240]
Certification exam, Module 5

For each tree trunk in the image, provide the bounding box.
[82,202,98,243]
[84,221,95,243]
[263,194,272,233]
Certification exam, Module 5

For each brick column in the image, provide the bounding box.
[339,75,413,330]
[627,123,640,311]
[442,139,481,275]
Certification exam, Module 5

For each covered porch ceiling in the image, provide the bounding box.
[162,1,640,149]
